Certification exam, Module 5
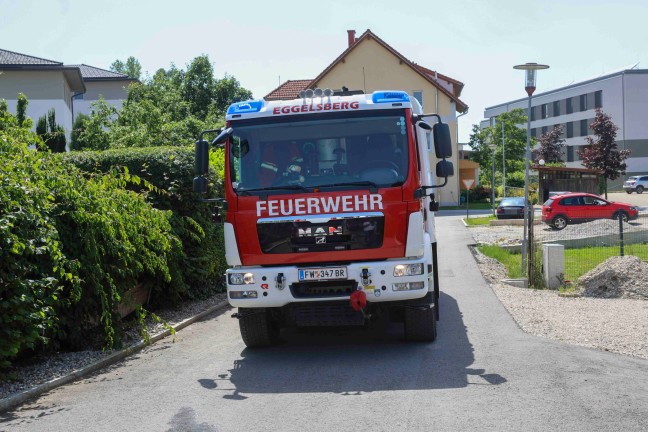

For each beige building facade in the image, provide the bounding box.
[1,49,134,143]
[266,30,468,205]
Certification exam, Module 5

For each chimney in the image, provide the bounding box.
[347,30,356,48]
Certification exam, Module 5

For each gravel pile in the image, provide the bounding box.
[578,256,648,299]
[0,292,227,400]
[472,248,648,360]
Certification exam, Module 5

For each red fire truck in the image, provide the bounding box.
[194,89,454,347]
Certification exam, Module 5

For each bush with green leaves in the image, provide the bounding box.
[1,113,75,367]
[1,102,181,366]
[63,146,227,303]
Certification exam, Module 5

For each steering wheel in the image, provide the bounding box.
[364,160,399,171]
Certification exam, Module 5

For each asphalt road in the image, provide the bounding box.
[2,217,648,431]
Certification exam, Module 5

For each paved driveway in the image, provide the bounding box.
[2,217,647,431]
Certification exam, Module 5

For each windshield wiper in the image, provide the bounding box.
[319,181,380,193]
[237,184,310,200]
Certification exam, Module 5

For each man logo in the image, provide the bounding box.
[298,226,343,237]
[316,237,326,244]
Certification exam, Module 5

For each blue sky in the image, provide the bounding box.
[2,0,647,142]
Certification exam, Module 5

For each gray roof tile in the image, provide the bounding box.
[0,48,62,65]
[67,64,132,80]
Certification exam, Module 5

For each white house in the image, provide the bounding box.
[0,48,135,139]
[483,66,648,189]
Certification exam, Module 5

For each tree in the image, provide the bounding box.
[16,93,29,128]
[536,125,565,165]
[577,108,630,198]
[70,99,116,151]
[78,55,249,148]
[468,108,530,193]
[213,74,253,115]
[110,56,142,80]
[69,113,90,151]
[36,109,66,152]
[182,55,217,119]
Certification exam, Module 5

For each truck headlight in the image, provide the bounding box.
[229,273,255,285]
[393,263,424,277]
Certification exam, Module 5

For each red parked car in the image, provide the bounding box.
[542,193,639,230]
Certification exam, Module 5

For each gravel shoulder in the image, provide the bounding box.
[471,233,648,360]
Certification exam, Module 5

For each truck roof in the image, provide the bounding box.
[225,90,417,121]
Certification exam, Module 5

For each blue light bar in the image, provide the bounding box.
[371,91,411,104]
[227,100,264,115]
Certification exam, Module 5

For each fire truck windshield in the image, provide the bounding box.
[228,110,409,194]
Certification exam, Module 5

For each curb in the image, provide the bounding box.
[0,300,230,413]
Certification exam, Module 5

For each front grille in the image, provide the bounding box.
[291,303,364,326]
[289,280,358,299]
[257,214,384,254]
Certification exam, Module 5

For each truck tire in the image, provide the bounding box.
[404,306,437,342]
[238,308,280,348]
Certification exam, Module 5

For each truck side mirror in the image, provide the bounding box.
[433,123,452,159]
[436,160,454,178]
[195,139,209,176]
[193,176,207,194]
[194,138,209,194]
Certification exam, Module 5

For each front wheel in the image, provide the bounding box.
[626,190,633,194]
[637,186,644,194]
[552,215,568,230]
[404,306,437,342]
[614,211,629,223]
[238,308,281,348]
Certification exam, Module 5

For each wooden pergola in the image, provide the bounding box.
[533,165,603,203]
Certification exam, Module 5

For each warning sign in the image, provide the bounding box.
[462,179,475,189]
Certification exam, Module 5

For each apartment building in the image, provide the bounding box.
[483,67,648,188]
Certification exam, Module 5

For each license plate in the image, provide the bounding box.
[299,267,347,281]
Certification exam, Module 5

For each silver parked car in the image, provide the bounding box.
[623,175,648,194]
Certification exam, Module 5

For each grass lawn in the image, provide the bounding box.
[477,244,523,279]
[465,215,495,226]
[479,243,648,285]
[564,244,648,281]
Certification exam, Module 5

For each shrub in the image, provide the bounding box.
[63,146,227,304]
[1,105,181,365]
[0,130,75,367]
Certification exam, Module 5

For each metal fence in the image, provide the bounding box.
[532,209,648,283]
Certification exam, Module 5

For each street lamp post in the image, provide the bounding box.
[501,116,506,196]
[513,62,549,277]
[488,141,496,216]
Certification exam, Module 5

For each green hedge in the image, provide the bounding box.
[63,146,227,304]
[1,113,180,364]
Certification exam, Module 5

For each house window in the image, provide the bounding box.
[553,101,560,117]
[412,91,423,106]
[73,93,84,100]
[542,126,548,135]
[566,97,574,114]
[595,90,602,108]
[580,119,588,136]
[566,122,574,138]
[580,94,587,112]
[530,106,537,121]
[541,104,548,119]
[531,128,537,137]
[567,146,574,162]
